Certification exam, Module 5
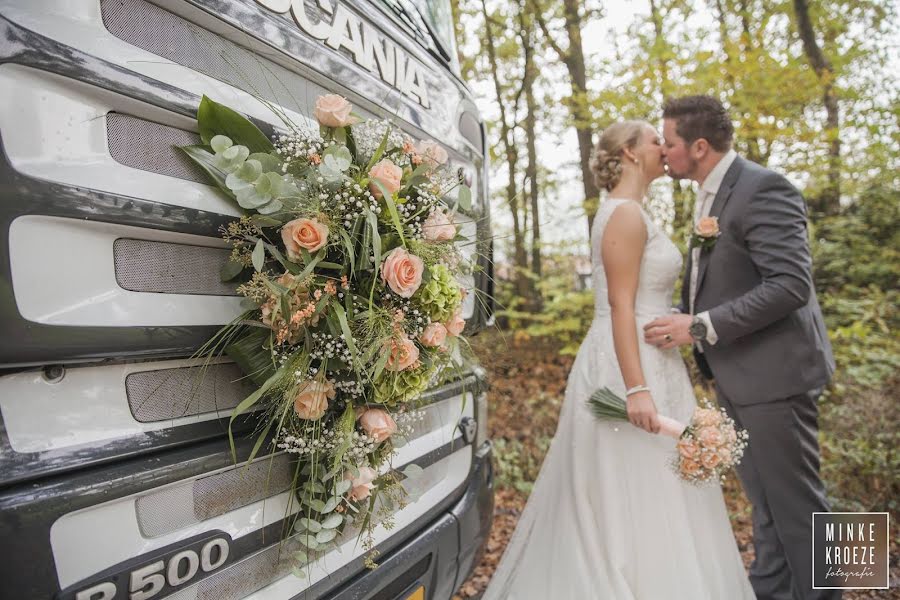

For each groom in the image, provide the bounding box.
[644,95,838,600]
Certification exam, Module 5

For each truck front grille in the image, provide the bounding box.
[113,238,238,296]
[106,112,205,182]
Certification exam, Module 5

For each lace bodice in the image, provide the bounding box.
[590,198,683,318]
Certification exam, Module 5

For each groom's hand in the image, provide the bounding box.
[643,314,693,349]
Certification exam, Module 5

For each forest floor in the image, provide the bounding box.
[451,330,899,599]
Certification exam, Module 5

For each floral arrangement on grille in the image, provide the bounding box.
[181,94,475,572]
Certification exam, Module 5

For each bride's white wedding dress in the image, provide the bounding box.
[483,198,755,599]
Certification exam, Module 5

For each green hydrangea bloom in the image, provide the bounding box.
[373,365,433,406]
[417,264,461,323]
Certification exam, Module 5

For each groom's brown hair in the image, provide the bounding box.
[663,95,734,152]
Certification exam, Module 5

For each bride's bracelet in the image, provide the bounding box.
[625,385,650,397]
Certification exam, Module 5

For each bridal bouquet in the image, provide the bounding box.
[587,388,748,484]
[180,94,474,571]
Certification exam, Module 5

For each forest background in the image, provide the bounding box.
[448,0,899,596]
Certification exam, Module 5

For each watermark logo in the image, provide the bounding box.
[813,512,889,589]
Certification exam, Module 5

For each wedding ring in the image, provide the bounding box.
[664,334,673,342]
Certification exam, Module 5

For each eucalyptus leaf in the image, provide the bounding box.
[291,567,307,579]
[322,496,340,513]
[220,259,244,282]
[293,550,309,564]
[307,499,326,512]
[178,146,235,201]
[299,518,322,533]
[210,135,233,153]
[321,513,343,529]
[335,479,352,496]
[251,239,265,271]
[249,152,282,173]
[297,535,320,550]
[457,184,472,211]
[315,529,337,544]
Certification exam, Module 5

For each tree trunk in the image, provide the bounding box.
[480,0,530,297]
[531,0,599,235]
[519,6,542,294]
[792,0,841,213]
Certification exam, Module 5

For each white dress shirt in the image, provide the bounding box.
[690,149,737,347]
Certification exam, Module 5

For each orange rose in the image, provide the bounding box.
[415,140,449,167]
[701,450,723,470]
[680,458,702,478]
[314,94,354,128]
[368,159,403,198]
[282,217,329,260]
[677,438,699,460]
[419,322,448,347]
[422,207,456,242]
[385,335,419,371]
[344,466,377,501]
[358,408,397,443]
[695,216,720,238]
[293,380,335,420]
[445,309,465,337]
[381,247,424,298]
[698,427,723,449]
[693,407,723,428]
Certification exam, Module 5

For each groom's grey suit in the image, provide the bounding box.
[682,155,839,600]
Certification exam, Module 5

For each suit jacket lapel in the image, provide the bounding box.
[695,156,744,298]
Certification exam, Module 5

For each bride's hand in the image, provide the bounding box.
[626,391,661,434]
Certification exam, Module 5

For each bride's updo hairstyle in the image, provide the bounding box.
[589,120,648,191]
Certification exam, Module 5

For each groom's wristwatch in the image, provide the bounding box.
[688,316,708,341]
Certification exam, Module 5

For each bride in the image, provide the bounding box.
[482,121,755,599]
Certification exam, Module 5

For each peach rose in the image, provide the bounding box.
[314,94,354,128]
[422,207,456,242]
[693,407,723,428]
[358,408,397,443]
[677,438,699,460]
[282,217,329,260]
[293,380,335,420]
[695,216,720,238]
[701,450,723,470]
[698,426,723,449]
[680,458,702,477]
[344,466,377,501]
[381,247,424,298]
[385,335,419,371]
[419,322,448,347]
[445,309,465,337]
[415,140,449,167]
[368,159,403,198]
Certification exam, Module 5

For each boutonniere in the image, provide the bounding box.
[690,216,721,250]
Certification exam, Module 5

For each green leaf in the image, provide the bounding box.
[365,126,391,173]
[331,301,358,365]
[249,152,282,173]
[315,529,337,544]
[335,479,352,496]
[220,259,244,282]
[293,550,309,564]
[252,239,265,272]
[321,513,343,529]
[225,328,276,386]
[338,228,356,273]
[365,208,382,268]
[291,567,308,579]
[197,95,275,154]
[306,498,326,512]
[322,496,340,514]
[225,361,285,462]
[297,534,320,550]
[299,517,322,533]
[317,261,344,270]
[371,180,406,246]
[251,214,283,228]
[178,146,236,201]
[457,184,472,212]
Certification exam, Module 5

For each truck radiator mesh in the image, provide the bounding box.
[106,112,205,182]
[135,454,293,538]
[100,0,321,114]
[125,363,252,423]
[113,238,237,296]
